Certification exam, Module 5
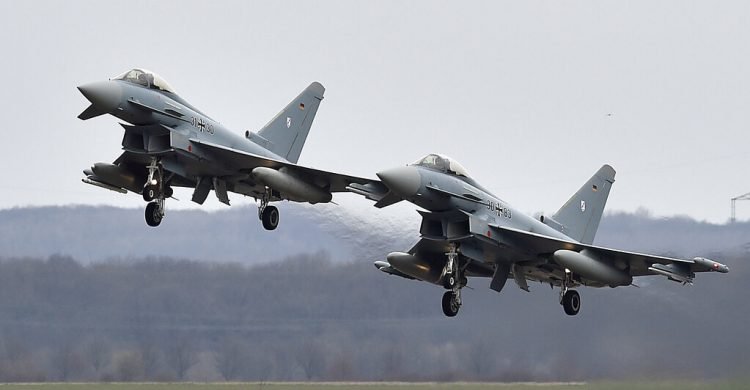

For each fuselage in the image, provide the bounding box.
[81,78,287,164]
[377,156,576,244]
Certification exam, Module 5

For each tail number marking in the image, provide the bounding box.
[191,116,215,134]
[488,201,512,219]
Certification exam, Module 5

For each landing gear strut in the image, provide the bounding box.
[142,159,168,227]
[258,189,279,230]
[559,269,581,316]
[441,243,463,317]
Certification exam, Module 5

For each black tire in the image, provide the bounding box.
[145,202,162,227]
[164,186,174,198]
[443,274,457,289]
[562,290,581,316]
[441,291,460,317]
[143,185,158,202]
[261,205,279,230]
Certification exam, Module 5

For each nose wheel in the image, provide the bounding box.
[442,291,460,317]
[145,200,164,227]
[143,185,158,202]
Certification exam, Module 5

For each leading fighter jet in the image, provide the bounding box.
[78,69,376,229]
[349,154,729,317]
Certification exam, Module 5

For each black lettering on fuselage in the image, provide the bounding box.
[191,116,214,134]
[488,201,512,219]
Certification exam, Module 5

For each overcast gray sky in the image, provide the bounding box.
[1,1,748,223]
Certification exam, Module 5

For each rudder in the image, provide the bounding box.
[256,82,325,163]
[550,165,616,244]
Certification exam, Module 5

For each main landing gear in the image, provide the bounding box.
[441,243,464,317]
[560,269,581,316]
[142,159,172,227]
[258,189,279,231]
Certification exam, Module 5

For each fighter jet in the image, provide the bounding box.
[78,69,376,229]
[349,154,729,317]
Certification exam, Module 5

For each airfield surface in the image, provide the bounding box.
[0,382,743,390]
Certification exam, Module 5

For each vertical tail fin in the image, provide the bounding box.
[256,82,325,163]
[551,165,616,244]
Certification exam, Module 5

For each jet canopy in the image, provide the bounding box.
[114,68,175,94]
[412,153,470,178]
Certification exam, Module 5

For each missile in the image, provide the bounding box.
[553,249,632,287]
[82,177,127,194]
[252,167,332,204]
[648,264,693,284]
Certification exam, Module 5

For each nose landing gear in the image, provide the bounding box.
[440,243,463,317]
[142,159,169,227]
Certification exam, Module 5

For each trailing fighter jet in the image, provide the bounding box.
[349,154,729,317]
[78,69,376,229]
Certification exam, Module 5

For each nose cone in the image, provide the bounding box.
[377,166,421,197]
[77,80,122,113]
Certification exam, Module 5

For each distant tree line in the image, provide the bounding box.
[0,252,744,382]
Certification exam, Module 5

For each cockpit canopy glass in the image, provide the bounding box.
[114,68,175,94]
[412,154,470,178]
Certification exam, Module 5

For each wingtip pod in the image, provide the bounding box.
[693,257,730,273]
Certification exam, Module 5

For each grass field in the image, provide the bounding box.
[0,382,745,390]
